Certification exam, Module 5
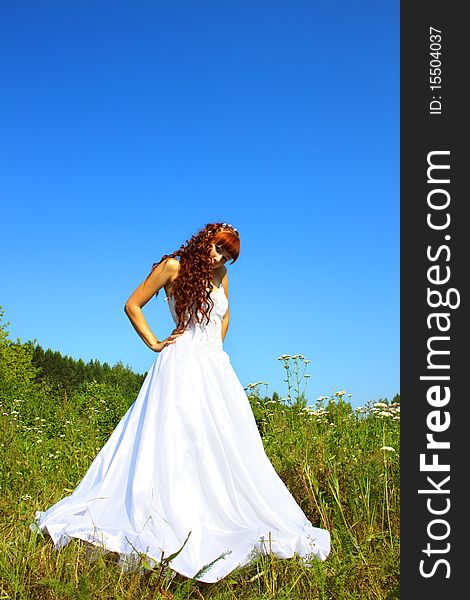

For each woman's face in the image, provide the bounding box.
[209,243,232,269]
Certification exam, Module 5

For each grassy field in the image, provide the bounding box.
[0,313,399,599]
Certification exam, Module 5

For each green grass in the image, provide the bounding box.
[1,317,399,599]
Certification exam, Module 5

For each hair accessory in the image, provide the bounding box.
[208,223,239,236]
[221,222,238,233]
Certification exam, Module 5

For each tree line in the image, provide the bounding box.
[0,306,145,402]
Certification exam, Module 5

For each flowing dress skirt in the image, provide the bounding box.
[32,292,330,582]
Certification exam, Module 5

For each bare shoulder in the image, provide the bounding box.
[125,257,180,309]
[149,257,179,280]
[162,257,180,276]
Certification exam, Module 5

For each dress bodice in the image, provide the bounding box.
[165,286,229,353]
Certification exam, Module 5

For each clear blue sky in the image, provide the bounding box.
[0,1,399,407]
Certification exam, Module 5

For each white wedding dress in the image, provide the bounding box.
[31,284,330,583]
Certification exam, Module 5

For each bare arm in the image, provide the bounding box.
[124,258,183,352]
[220,268,230,343]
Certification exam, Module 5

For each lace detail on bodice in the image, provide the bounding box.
[165,287,229,354]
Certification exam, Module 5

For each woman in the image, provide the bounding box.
[31,222,330,583]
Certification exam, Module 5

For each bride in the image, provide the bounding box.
[31,222,330,583]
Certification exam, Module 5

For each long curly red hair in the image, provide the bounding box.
[148,222,240,329]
